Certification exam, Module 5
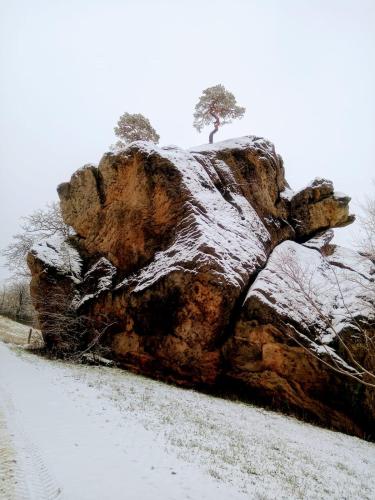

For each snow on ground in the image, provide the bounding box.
[0,316,374,500]
[0,318,43,348]
[0,318,31,346]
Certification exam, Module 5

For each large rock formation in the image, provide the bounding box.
[27,136,374,438]
[223,235,375,435]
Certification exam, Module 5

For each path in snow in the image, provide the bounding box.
[0,382,61,500]
[0,316,374,500]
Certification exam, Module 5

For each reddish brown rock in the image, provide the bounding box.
[27,136,373,438]
[289,178,355,239]
[223,239,374,436]
[27,237,82,351]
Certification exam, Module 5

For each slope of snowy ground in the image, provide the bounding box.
[0,316,374,500]
[0,318,37,346]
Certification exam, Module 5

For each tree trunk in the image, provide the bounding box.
[209,110,220,144]
[0,287,5,313]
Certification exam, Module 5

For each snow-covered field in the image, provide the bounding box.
[0,316,374,500]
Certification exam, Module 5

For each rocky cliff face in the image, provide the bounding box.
[27,136,374,438]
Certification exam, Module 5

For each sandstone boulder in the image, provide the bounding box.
[288,178,355,239]
[28,136,374,438]
[223,238,375,434]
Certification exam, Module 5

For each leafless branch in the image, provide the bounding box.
[275,249,375,388]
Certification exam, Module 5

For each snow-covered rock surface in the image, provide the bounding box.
[114,142,270,291]
[189,135,277,154]
[0,317,374,500]
[76,257,117,308]
[224,236,374,435]
[27,136,373,437]
[245,239,375,337]
[29,236,82,282]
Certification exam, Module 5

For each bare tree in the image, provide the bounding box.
[358,184,375,260]
[193,84,245,143]
[111,112,160,152]
[2,202,72,278]
[0,279,35,325]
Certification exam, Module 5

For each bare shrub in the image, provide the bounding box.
[275,246,375,388]
[34,283,114,361]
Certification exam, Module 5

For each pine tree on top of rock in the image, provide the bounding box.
[193,84,246,144]
[110,112,160,152]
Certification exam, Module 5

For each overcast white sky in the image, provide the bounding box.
[1,0,374,283]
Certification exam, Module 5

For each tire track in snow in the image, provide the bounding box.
[0,404,21,500]
[0,365,62,500]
